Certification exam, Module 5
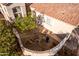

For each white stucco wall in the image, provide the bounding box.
[6,3,26,19]
[31,7,76,34]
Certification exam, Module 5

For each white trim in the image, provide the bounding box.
[20,6,24,17]
[6,3,26,19]
[3,6,10,17]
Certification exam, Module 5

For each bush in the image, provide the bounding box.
[0,20,21,56]
[14,13,37,32]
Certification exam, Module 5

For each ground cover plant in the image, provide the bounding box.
[0,20,22,56]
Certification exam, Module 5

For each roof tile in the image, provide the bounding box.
[30,3,79,25]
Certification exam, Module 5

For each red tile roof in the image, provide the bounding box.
[30,3,79,26]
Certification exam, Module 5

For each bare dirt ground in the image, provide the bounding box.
[19,28,57,51]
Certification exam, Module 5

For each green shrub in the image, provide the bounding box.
[14,13,37,32]
[0,20,21,56]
